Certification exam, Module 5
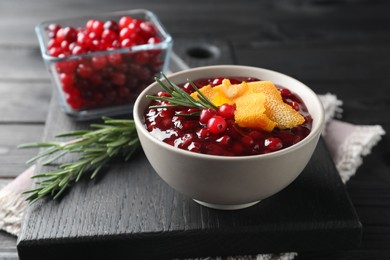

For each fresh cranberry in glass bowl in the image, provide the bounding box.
[134,65,325,210]
[36,9,173,120]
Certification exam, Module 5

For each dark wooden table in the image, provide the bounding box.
[1,0,389,259]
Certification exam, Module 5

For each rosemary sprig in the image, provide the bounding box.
[146,73,217,111]
[19,117,139,203]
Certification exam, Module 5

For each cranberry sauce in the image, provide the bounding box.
[144,77,312,156]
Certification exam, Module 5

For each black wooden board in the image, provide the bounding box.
[17,95,362,259]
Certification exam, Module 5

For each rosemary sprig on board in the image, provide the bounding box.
[19,117,139,203]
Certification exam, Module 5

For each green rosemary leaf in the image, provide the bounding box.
[148,73,217,112]
[107,137,131,147]
[189,80,218,110]
[26,147,61,164]
[75,166,86,182]
[90,163,105,179]
[53,183,69,200]
[176,111,200,117]
[42,150,69,165]
[89,123,111,129]
[17,142,61,149]
[155,77,174,94]
[84,148,107,153]
[56,130,90,137]
[58,174,72,187]
[102,118,134,125]
[90,154,107,165]
[38,181,59,197]
[107,146,119,157]
[22,187,42,194]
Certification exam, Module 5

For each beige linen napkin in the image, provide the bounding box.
[0,94,385,260]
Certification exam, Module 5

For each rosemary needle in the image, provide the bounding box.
[146,73,217,111]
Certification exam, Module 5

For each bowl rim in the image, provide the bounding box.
[133,65,325,161]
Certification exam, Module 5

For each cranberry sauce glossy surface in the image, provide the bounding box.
[144,77,312,156]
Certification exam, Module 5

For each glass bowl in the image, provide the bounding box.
[36,9,173,120]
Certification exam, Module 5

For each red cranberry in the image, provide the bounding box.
[60,73,75,90]
[159,108,174,118]
[217,135,231,146]
[157,91,170,97]
[280,88,291,97]
[264,138,283,152]
[91,56,107,70]
[77,32,92,49]
[119,27,132,40]
[101,29,118,44]
[47,39,58,49]
[71,45,86,55]
[199,108,217,124]
[182,82,194,94]
[88,31,99,41]
[107,53,122,65]
[139,21,157,39]
[86,19,95,32]
[117,86,130,97]
[118,16,133,30]
[197,128,210,139]
[207,116,227,134]
[56,60,77,73]
[178,133,193,149]
[57,27,77,43]
[232,142,244,154]
[90,39,104,52]
[121,38,135,48]
[76,63,93,78]
[241,136,254,146]
[48,47,62,57]
[60,40,70,51]
[148,36,161,44]
[291,101,300,111]
[66,94,83,109]
[90,74,103,85]
[182,121,198,130]
[48,24,61,38]
[217,104,235,119]
[110,39,120,49]
[211,78,224,86]
[128,19,141,34]
[189,141,201,153]
[110,72,126,86]
[104,20,119,32]
[248,130,261,139]
[91,20,104,36]
[135,51,150,65]
[127,77,139,88]
[137,66,152,81]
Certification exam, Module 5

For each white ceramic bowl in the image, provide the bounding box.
[133,65,325,210]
